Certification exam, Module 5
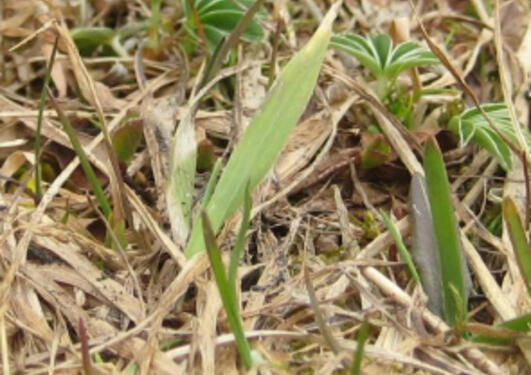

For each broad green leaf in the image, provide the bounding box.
[503,197,531,296]
[331,33,439,89]
[424,138,467,327]
[183,0,264,49]
[449,103,531,171]
[385,43,439,81]
[331,34,383,75]
[201,212,253,369]
[184,3,340,258]
[371,34,392,68]
[71,27,116,56]
[201,10,263,40]
[200,0,266,88]
[111,119,143,163]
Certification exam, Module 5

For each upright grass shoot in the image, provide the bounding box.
[185,2,342,258]
[503,197,531,296]
[201,209,254,369]
[48,92,112,219]
[351,320,370,375]
[35,37,59,198]
[423,138,467,328]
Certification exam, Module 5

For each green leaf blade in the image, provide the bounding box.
[385,42,439,80]
[468,313,531,346]
[351,321,370,375]
[71,27,116,56]
[449,103,531,171]
[503,197,531,296]
[228,184,252,289]
[331,34,382,76]
[370,34,392,69]
[424,138,467,327]
[184,4,340,258]
[380,210,420,282]
[49,95,112,219]
[111,119,143,163]
[184,0,264,49]
[201,212,253,369]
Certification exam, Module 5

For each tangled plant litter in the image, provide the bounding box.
[0,1,529,374]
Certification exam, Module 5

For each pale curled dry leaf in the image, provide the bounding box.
[142,96,177,207]
[143,94,197,254]
[167,104,196,249]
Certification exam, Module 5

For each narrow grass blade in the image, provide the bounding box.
[201,212,253,369]
[200,158,223,210]
[185,2,341,258]
[503,197,531,296]
[228,184,252,289]
[48,92,112,218]
[371,34,392,68]
[424,138,467,328]
[467,313,531,346]
[35,37,59,197]
[351,320,370,375]
[380,210,420,282]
